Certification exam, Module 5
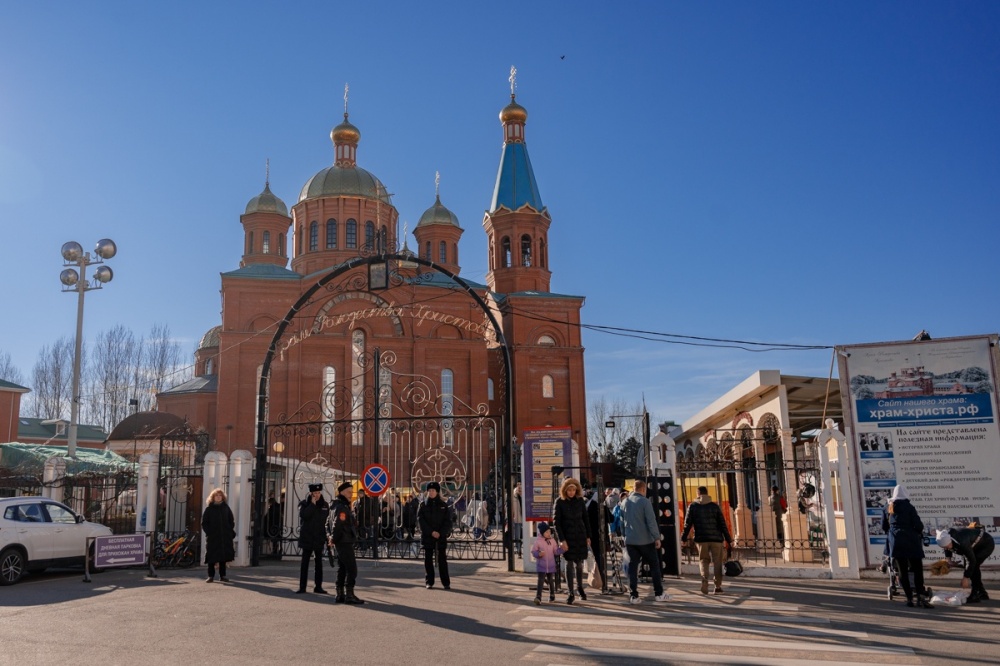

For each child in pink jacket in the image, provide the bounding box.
[531,522,563,604]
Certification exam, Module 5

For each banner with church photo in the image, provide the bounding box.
[838,335,1000,566]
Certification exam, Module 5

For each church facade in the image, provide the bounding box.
[158,89,588,502]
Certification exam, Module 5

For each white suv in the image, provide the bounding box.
[0,497,113,585]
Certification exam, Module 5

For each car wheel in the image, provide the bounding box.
[0,547,26,585]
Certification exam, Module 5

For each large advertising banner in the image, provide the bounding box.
[522,427,573,522]
[838,335,1000,566]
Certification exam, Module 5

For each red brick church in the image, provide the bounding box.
[157,87,588,496]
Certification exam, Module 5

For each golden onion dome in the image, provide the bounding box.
[331,113,361,144]
[416,195,461,228]
[198,325,222,350]
[500,96,527,124]
[244,183,289,216]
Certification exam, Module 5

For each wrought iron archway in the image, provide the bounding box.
[251,251,514,569]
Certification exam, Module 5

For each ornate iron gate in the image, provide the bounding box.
[262,348,506,560]
[251,252,513,565]
[677,427,829,567]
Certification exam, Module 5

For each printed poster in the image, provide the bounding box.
[839,335,1000,566]
[522,427,572,522]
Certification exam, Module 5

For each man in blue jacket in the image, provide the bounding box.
[620,480,670,604]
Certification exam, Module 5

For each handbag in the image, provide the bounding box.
[588,564,604,590]
[723,545,743,577]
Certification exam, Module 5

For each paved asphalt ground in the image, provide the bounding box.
[2,559,999,665]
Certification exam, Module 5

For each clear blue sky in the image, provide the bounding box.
[2,2,998,426]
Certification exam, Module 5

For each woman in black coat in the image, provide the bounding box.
[202,488,236,583]
[881,484,932,608]
[553,477,591,604]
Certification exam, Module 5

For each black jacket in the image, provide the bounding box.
[417,495,453,544]
[945,527,996,572]
[298,496,331,550]
[202,501,235,564]
[681,498,732,544]
[329,495,358,545]
[553,496,591,562]
[882,499,924,560]
[586,495,611,552]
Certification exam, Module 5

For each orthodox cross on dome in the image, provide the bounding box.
[509,65,517,96]
[435,171,440,197]
[265,158,270,187]
[344,83,349,115]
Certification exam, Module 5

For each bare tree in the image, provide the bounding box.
[28,337,75,419]
[587,395,645,464]
[143,323,186,410]
[85,324,142,433]
[0,350,25,385]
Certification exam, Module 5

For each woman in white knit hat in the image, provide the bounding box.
[936,524,996,603]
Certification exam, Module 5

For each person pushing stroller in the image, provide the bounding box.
[881,485,933,608]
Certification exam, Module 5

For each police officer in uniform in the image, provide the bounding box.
[296,483,330,594]
[330,481,364,604]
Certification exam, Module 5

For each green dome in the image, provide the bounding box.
[416,195,460,228]
[298,166,393,204]
[245,183,289,216]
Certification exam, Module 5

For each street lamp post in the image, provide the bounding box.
[59,239,117,458]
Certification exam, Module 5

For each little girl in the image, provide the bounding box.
[530,522,563,604]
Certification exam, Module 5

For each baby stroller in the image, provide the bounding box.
[880,535,933,601]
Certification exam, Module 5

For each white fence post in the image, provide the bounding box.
[42,456,66,501]
[227,450,253,566]
[817,420,860,579]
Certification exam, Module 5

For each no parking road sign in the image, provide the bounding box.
[362,463,391,497]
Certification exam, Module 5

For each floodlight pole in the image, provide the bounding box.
[59,240,117,458]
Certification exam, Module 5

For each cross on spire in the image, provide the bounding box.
[344,83,349,115]
[435,171,440,198]
[265,158,270,187]
[509,66,517,97]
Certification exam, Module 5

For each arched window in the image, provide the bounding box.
[538,335,556,346]
[262,231,271,254]
[326,219,337,249]
[322,366,336,446]
[278,233,285,256]
[246,231,254,255]
[296,225,302,254]
[453,243,458,265]
[441,369,454,446]
[501,237,511,268]
[205,357,214,375]
[489,238,495,270]
[540,239,547,268]
[439,241,447,263]
[379,225,388,252]
[424,241,431,260]
[487,378,495,401]
[542,374,554,398]
[521,234,532,267]
[309,221,318,251]
[350,330,365,446]
[365,221,375,250]
[346,219,357,249]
